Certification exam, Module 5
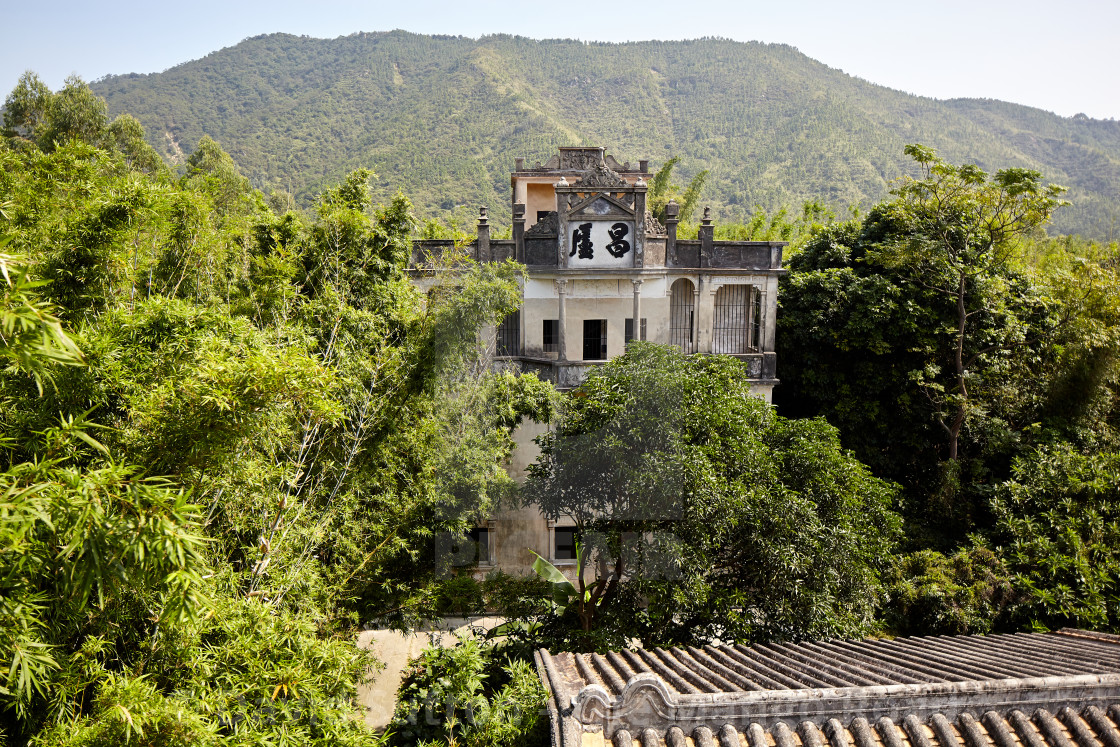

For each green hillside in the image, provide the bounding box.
[91,31,1120,236]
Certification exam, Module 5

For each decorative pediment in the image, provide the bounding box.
[569,191,634,217]
[573,161,627,189]
[526,211,559,237]
[559,148,604,170]
[644,210,667,236]
[573,197,621,217]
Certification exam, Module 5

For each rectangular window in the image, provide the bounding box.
[468,527,490,565]
[543,319,559,353]
[713,285,750,355]
[554,527,578,561]
[582,319,607,360]
[624,318,647,344]
[496,310,520,356]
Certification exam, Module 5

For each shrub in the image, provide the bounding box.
[435,575,485,617]
[390,637,547,747]
[883,546,1023,635]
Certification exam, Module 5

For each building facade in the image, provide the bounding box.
[411,147,786,575]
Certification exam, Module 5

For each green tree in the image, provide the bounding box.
[108,114,165,174]
[1,75,556,742]
[183,135,252,215]
[0,252,209,738]
[390,637,547,747]
[876,144,1066,462]
[647,157,709,225]
[1,71,53,143]
[38,76,109,151]
[524,343,899,648]
[990,445,1120,632]
[777,149,1087,539]
[776,218,946,502]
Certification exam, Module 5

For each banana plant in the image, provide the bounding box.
[530,541,620,633]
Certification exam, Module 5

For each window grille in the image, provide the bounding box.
[669,279,695,352]
[582,319,607,360]
[543,319,559,353]
[496,310,520,356]
[713,285,752,354]
[624,318,647,344]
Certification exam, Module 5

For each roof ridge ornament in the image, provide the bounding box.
[573,159,627,189]
[571,673,673,726]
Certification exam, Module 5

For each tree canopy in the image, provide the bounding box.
[776,146,1120,636]
[0,75,555,744]
[524,343,900,649]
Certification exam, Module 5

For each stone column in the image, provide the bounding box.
[695,276,716,355]
[476,206,490,263]
[665,200,680,263]
[631,279,643,343]
[556,178,570,267]
[698,207,713,268]
[555,279,568,362]
[763,281,777,352]
[693,281,702,353]
[633,180,647,268]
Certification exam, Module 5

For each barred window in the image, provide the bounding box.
[496,310,520,356]
[554,527,578,561]
[468,527,490,565]
[713,285,755,355]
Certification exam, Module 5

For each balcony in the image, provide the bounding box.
[492,351,776,389]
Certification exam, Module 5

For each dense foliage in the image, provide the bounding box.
[390,638,547,747]
[0,76,555,745]
[87,32,1120,237]
[777,146,1120,633]
[4,61,1120,747]
[522,343,900,650]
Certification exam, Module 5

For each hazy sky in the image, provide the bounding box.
[2,0,1117,119]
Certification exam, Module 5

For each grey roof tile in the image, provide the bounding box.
[536,630,1120,747]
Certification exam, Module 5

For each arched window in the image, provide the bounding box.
[669,279,695,352]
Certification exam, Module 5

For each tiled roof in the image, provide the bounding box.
[534,630,1120,747]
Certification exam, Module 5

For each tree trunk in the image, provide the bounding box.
[949,270,968,461]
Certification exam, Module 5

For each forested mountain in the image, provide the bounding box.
[90,31,1120,237]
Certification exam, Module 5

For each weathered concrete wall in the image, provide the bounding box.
[355,617,506,731]
[513,176,559,229]
[526,182,555,228]
[489,419,553,573]
[523,276,672,359]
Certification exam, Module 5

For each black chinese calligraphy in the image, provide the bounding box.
[606,222,631,258]
[571,222,594,259]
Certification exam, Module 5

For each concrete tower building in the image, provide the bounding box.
[411,147,786,574]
